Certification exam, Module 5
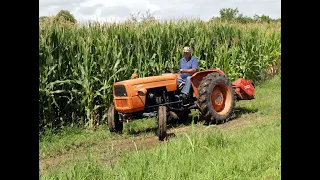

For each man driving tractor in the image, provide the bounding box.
[178,46,199,102]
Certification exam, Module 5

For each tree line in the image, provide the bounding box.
[39,8,280,25]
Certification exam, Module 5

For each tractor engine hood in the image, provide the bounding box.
[113,73,179,97]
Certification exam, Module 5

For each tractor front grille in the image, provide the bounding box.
[114,85,127,97]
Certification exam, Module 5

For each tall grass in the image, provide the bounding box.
[41,117,280,180]
[39,19,280,131]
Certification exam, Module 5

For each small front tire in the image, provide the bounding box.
[107,104,123,134]
[157,106,167,141]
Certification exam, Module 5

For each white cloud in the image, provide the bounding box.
[39,0,281,23]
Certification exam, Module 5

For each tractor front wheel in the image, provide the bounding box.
[197,72,235,124]
[157,106,167,141]
[107,104,123,133]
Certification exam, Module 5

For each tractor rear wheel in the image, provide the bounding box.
[197,72,235,124]
[107,104,123,133]
[157,106,167,141]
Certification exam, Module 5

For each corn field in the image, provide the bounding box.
[39,19,280,131]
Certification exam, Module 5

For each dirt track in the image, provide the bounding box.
[40,108,260,174]
[40,125,191,174]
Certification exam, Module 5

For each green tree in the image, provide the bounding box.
[235,14,254,24]
[54,10,77,24]
[128,12,141,23]
[141,9,156,23]
[254,14,273,23]
[127,9,156,23]
[219,8,239,21]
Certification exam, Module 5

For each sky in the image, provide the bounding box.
[39,0,281,23]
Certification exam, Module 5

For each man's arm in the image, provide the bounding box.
[180,58,198,74]
[180,68,196,74]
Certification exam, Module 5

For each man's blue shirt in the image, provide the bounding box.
[179,56,198,79]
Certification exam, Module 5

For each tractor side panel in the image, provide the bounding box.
[131,96,146,111]
[190,69,226,97]
[129,79,177,95]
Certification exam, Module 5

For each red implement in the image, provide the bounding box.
[232,78,255,100]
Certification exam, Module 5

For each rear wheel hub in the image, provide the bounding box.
[212,87,225,112]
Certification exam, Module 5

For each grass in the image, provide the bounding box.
[40,74,281,179]
[39,118,156,159]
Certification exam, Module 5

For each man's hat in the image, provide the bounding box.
[183,46,191,53]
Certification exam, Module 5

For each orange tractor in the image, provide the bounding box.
[107,69,255,141]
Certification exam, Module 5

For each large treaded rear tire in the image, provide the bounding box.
[157,106,167,141]
[107,104,123,133]
[197,72,235,124]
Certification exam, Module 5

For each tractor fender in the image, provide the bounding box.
[190,68,226,97]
